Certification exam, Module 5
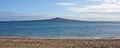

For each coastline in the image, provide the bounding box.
[0,36,120,39]
[0,38,120,48]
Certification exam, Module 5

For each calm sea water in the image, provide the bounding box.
[0,21,120,39]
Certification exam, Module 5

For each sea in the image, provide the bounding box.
[0,21,120,39]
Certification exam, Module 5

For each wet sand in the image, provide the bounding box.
[0,38,120,48]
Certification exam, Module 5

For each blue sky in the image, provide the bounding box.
[0,0,77,15]
[0,0,120,21]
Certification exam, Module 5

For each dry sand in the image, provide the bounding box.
[0,38,120,48]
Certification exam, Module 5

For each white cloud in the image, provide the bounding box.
[0,11,54,21]
[68,3,120,13]
[56,0,120,21]
[62,14,120,21]
[55,3,75,6]
[90,0,119,3]
[56,0,120,13]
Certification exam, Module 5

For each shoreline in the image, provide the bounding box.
[0,36,120,39]
[0,38,120,48]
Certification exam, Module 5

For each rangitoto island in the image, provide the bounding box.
[5,17,120,23]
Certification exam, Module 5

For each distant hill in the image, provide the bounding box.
[1,17,120,23]
[38,17,81,22]
[6,17,81,22]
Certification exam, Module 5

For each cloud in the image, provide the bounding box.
[55,3,76,6]
[0,11,53,21]
[68,3,120,13]
[56,0,120,14]
[0,11,34,16]
[90,0,119,3]
[56,0,120,21]
[62,14,120,21]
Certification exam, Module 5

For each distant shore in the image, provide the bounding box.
[0,38,120,48]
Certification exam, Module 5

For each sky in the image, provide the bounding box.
[0,0,120,21]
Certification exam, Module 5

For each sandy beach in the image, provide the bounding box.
[0,38,120,48]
